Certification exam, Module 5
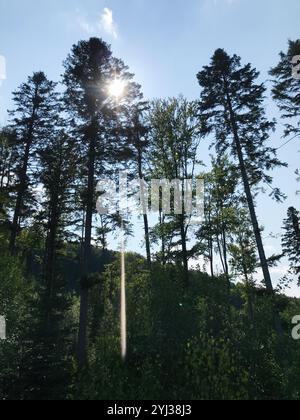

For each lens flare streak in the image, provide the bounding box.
[120,221,127,361]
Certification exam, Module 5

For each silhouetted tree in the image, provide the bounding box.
[282,207,300,284]
[63,38,142,365]
[8,72,58,254]
[126,103,152,269]
[270,40,300,138]
[38,128,77,320]
[197,50,285,302]
[0,128,17,226]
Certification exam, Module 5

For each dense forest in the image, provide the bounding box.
[0,37,300,401]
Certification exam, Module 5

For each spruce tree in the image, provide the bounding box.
[38,127,77,320]
[0,128,17,230]
[63,38,142,365]
[270,40,300,138]
[197,50,285,301]
[282,207,300,284]
[8,72,58,254]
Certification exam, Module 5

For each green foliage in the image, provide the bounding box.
[185,335,249,400]
[0,254,32,399]
[74,256,300,401]
[270,39,300,138]
[147,98,201,277]
[282,207,300,284]
[0,246,77,400]
[1,38,300,401]
[1,227,300,400]
[197,48,286,198]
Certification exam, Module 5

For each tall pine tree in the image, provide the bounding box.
[63,38,142,365]
[197,49,285,298]
[270,40,300,138]
[38,126,77,320]
[282,207,300,284]
[8,72,58,254]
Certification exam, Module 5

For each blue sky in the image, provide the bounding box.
[0,0,299,294]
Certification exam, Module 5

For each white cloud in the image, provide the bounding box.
[77,8,118,39]
[100,8,118,39]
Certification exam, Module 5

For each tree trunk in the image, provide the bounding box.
[160,211,166,266]
[244,270,254,323]
[224,84,282,335]
[207,206,214,278]
[77,131,96,366]
[10,138,32,254]
[209,236,214,278]
[137,145,151,270]
[10,102,37,255]
[44,220,57,320]
[222,228,231,290]
[180,215,189,286]
[226,96,273,293]
[44,181,60,322]
[217,235,226,273]
[143,213,152,269]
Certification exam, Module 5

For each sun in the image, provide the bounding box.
[108,78,126,99]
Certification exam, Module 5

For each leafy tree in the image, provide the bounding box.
[125,103,152,269]
[148,97,201,284]
[228,210,258,320]
[196,156,239,287]
[185,334,249,400]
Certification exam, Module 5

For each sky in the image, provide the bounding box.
[0,0,299,295]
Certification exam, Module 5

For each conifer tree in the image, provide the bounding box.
[282,207,300,284]
[197,50,285,301]
[38,127,77,319]
[63,38,142,364]
[270,40,300,138]
[0,128,17,228]
[8,72,58,254]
